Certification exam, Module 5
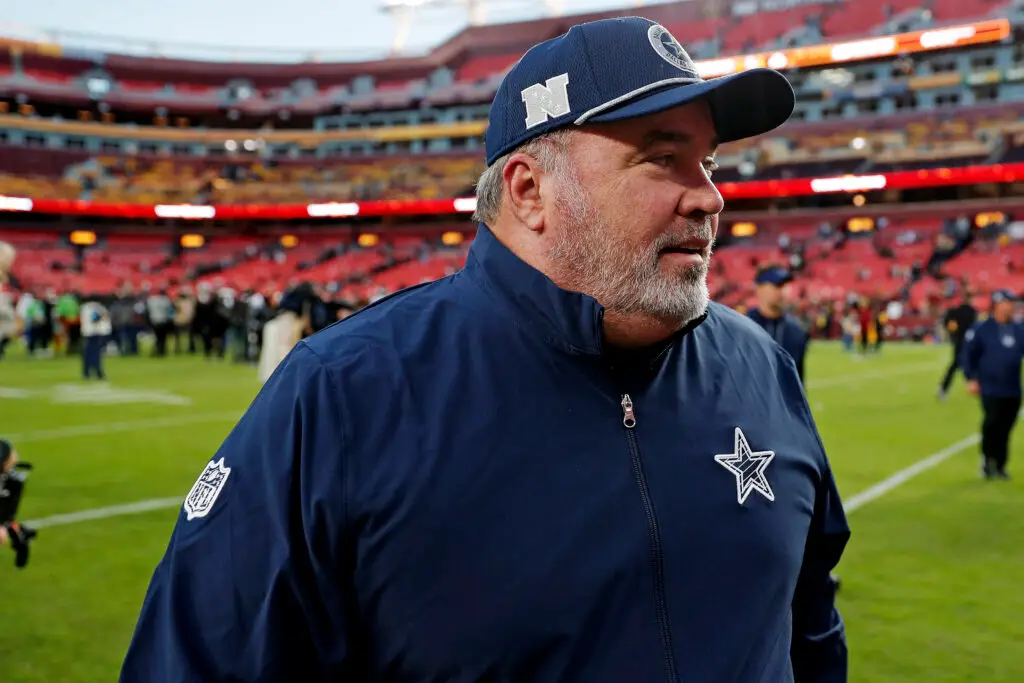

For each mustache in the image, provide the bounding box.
[652,219,715,251]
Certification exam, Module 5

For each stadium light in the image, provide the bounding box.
[0,196,32,212]
[69,230,97,246]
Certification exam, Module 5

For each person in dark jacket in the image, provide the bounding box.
[961,289,1023,479]
[748,265,809,382]
[121,18,848,683]
[937,293,977,400]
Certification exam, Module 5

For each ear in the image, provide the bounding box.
[503,153,546,234]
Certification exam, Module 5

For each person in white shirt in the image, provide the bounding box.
[0,241,14,359]
[146,289,174,357]
[80,296,112,380]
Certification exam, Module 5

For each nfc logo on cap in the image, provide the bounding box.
[521,73,571,130]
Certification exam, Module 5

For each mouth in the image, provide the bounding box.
[660,239,710,259]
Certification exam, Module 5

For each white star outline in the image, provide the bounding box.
[713,427,776,505]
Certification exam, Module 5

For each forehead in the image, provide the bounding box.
[574,100,718,151]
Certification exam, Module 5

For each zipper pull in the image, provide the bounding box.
[621,394,637,429]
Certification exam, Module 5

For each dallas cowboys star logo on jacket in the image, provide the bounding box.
[714,427,776,505]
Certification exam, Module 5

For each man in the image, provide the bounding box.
[0,241,15,360]
[938,293,977,401]
[80,295,112,380]
[145,288,174,357]
[748,265,809,381]
[961,290,1023,479]
[122,18,849,683]
[0,439,36,568]
[747,265,841,590]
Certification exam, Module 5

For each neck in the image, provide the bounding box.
[758,303,782,319]
[995,314,1012,324]
[602,309,684,349]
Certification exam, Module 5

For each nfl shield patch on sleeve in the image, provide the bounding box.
[184,458,232,521]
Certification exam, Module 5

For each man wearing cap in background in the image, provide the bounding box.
[122,17,849,683]
[961,290,1024,479]
[749,265,809,382]
[748,265,842,591]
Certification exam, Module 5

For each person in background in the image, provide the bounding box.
[748,265,809,382]
[873,303,886,353]
[840,310,860,354]
[856,299,874,355]
[193,284,222,359]
[961,290,1024,479]
[26,290,55,357]
[146,288,175,357]
[56,290,81,356]
[938,292,978,401]
[747,264,839,591]
[0,241,15,360]
[81,295,112,381]
[173,287,196,354]
[109,287,137,356]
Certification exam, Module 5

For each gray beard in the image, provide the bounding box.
[548,172,712,326]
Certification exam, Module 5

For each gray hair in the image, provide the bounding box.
[472,130,571,224]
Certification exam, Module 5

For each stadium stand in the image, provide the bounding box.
[1,0,1024,343]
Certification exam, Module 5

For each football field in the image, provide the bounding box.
[1,341,1022,682]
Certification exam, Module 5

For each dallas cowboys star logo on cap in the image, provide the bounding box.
[714,427,776,505]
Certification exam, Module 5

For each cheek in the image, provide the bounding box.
[605,179,682,236]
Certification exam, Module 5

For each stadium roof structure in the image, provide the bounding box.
[0,0,724,83]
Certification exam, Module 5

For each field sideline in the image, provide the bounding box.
[1,341,1022,682]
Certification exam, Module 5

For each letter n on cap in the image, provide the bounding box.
[521,74,571,129]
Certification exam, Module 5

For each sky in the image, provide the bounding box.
[0,0,667,62]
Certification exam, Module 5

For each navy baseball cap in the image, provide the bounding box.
[991,289,1018,304]
[485,16,795,165]
[755,267,793,287]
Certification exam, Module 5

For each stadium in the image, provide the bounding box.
[1,0,1024,680]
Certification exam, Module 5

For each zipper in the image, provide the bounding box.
[620,393,678,683]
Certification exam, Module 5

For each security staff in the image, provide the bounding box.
[748,266,809,382]
[122,18,849,683]
[962,290,1023,479]
[938,293,977,401]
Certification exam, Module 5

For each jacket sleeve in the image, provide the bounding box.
[795,330,809,384]
[120,343,355,683]
[960,325,982,381]
[790,464,850,683]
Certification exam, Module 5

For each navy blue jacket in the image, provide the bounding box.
[747,309,810,382]
[961,317,1024,398]
[121,224,850,683]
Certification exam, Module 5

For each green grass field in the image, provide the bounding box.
[1,341,1022,682]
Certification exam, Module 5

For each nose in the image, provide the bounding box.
[676,168,724,222]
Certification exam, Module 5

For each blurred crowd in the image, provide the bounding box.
[0,279,359,367]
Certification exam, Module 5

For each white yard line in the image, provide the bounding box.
[26,498,184,529]
[842,434,978,513]
[8,411,242,443]
[23,423,983,529]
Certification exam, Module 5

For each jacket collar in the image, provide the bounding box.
[464,223,605,355]
[464,223,708,358]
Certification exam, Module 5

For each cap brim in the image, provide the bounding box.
[585,68,795,143]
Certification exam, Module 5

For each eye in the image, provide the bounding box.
[650,154,675,167]
[703,157,719,176]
